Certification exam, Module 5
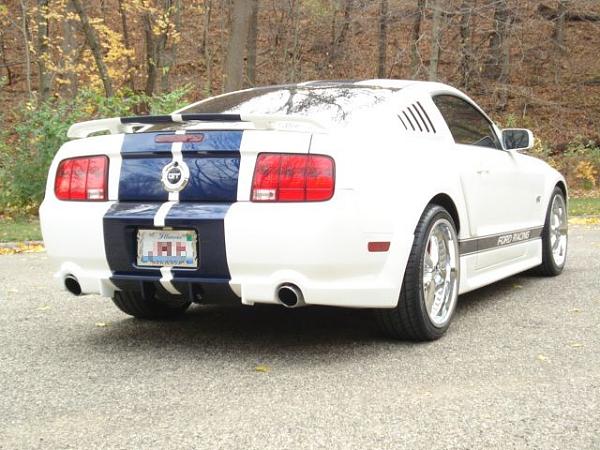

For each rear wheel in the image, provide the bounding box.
[537,187,568,276]
[112,290,191,319]
[376,205,460,341]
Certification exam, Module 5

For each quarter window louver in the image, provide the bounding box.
[398,103,437,134]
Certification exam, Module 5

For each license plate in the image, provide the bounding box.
[137,229,198,268]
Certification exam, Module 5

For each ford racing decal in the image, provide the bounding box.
[459,227,543,256]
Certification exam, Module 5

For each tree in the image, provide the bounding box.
[18,0,33,100]
[0,30,13,86]
[161,0,182,92]
[224,0,252,93]
[459,0,475,89]
[70,0,114,97]
[329,0,354,64]
[410,0,426,78]
[553,0,569,83]
[482,0,512,109]
[60,0,78,96]
[377,0,388,78]
[117,0,135,90]
[202,0,214,94]
[246,0,258,87]
[288,0,302,82]
[35,0,50,100]
[142,0,174,96]
[428,0,443,81]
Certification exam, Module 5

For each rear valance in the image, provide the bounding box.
[67,114,326,139]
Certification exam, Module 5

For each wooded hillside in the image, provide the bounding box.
[1,0,599,141]
[0,0,599,210]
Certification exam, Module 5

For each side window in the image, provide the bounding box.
[432,95,501,150]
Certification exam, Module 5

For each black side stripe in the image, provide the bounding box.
[459,226,544,256]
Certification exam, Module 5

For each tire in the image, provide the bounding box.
[376,204,460,341]
[536,187,568,276]
[111,290,191,320]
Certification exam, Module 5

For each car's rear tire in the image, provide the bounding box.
[536,187,568,276]
[112,290,191,319]
[376,204,460,341]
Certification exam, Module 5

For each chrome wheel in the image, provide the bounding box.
[422,218,459,328]
[550,194,568,268]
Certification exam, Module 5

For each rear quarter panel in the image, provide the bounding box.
[308,106,470,302]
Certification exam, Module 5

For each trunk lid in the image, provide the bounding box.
[118,130,242,203]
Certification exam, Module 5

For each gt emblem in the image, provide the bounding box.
[161,160,190,192]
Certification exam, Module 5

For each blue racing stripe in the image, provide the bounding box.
[120,131,242,154]
[118,131,242,202]
[104,202,232,279]
[178,156,239,202]
[103,129,242,302]
[118,157,171,202]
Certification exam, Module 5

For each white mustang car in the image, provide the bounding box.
[40,80,568,341]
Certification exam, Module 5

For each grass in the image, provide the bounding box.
[0,217,43,242]
[569,197,600,216]
[0,196,598,243]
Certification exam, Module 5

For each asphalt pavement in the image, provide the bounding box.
[1,225,599,449]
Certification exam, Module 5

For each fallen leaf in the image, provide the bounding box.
[254,365,270,373]
[0,242,45,255]
[37,305,50,311]
[23,243,45,253]
[95,322,108,328]
[569,308,582,313]
[569,217,600,225]
[569,343,584,348]
[537,354,549,362]
[513,284,523,289]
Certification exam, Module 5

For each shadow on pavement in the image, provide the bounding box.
[83,274,531,356]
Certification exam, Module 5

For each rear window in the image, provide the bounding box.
[179,85,399,126]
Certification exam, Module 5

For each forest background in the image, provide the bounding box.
[0,0,599,222]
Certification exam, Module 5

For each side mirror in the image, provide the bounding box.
[502,128,534,152]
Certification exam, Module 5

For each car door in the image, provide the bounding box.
[432,95,543,269]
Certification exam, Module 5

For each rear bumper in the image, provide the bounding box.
[40,190,409,308]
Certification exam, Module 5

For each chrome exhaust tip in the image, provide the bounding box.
[64,275,82,296]
[277,284,305,308]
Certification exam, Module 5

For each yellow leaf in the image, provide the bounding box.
[537,354,549,362]
[569,343,584,348]
[569,217,600,225]
[513,284,523,289]
[37,305,50,311]
[95,322,108,328]
[254,365,270,373]
[0,243,45,255]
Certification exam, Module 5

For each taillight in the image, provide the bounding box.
[54,155,109,201]
[251,153,335,202]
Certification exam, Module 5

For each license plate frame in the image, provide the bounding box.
[136,229,198,268]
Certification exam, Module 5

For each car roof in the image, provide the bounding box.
[224,79,447,91]
[179,79,458,113]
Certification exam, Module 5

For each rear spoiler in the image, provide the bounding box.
[67,113,326,139]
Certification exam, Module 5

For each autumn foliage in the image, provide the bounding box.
[0,0,599,212]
